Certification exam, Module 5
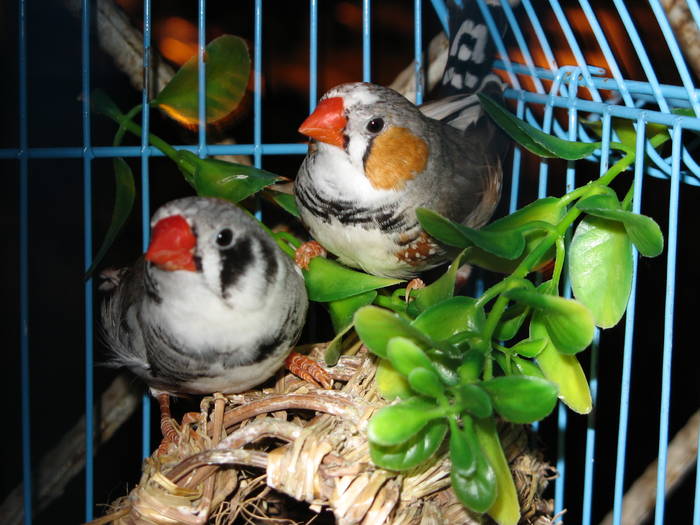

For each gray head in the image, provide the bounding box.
[146,197,290,308]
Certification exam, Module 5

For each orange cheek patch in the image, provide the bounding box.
[364,126,428,191]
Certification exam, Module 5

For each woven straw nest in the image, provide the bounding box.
[91,345,556,525]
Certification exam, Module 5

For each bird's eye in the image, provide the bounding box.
[366,118,384,134]
[216,228,234,248]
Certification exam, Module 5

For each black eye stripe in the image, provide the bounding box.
[219,237,253,297]
[193,255,203,272]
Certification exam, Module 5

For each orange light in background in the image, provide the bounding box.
[335,2,363,29]
[156,17,198,66]
[160,36,198,66]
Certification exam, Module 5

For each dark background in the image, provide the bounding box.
[0,1,697,524]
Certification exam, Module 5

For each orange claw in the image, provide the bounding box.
[285,351,333,389]
[294,240,327,270]
[405,278,426,303]
[156,393,179,455]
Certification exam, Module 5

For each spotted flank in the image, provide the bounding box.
[395,231,444,267]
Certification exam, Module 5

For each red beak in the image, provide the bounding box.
[298,97,347,148]
[145,215,197,272]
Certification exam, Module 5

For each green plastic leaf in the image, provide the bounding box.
[576,192,621,211]
[323,323,354,366]
[386,337,437,377]
[479,93,600,160]
[488,198,564,232]
[426,350,462,386]
[328,290,377,334]
[569,215,633,328]
[576,198,664,257]
[481,376,557,423]
[412,296,485,341]
[417,208,526,259]
[582,117,669,148]
[510,338,547,358]
[445,330,481,354]
[453,383,493,419]
[376,359,413,401]
[85,158,136,279]
[408,367,446,398]
[354,306,435,359]
[304,259,402,302]
[531,313,592,414]
[91,89,125,121]
[506,288,595,354]
[457,350,485,383]
[493,353,546,379]
[474,418,521,525]
[376,359,413,400]
[369,419,448,471]
[177,150,282,203]
[367,397,444,446]
[263,188,300,217]
[152,35,250,127]
[408,250,466,315]
[449,417,477,477]
[493,304,530,341]
[451,418,497,514]
[465,198,565,274]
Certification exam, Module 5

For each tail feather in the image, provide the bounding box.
[439,0,511,97]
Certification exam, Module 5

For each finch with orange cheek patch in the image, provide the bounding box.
[294,0,510,279]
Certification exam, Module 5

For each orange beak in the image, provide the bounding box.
[145,215,197,272]
[298,97,347,148]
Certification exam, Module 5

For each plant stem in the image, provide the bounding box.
[114,105,143,147]
[374,294,408,314]
[108,110,180,162]
[551,236,566,290]
[557,183,595,208]
[475,278,534,310]
[622,183,635,210]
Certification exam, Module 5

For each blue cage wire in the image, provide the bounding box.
[3,0,699,524]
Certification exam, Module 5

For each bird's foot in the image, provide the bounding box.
[294,241,327,270]
[285,351,333,389]
[157,412,201,456]
[156,393,178,455]
[405,278,425,303]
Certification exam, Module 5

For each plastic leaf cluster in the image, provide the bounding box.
[345,96,667,523]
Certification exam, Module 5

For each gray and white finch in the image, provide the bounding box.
[294,0,509,279]
[101,197,310,407]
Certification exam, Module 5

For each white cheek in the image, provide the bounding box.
[346,133,367,172]
[310,143,396,204]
